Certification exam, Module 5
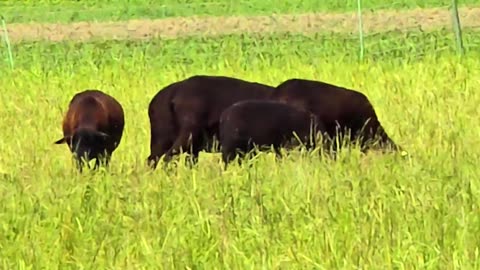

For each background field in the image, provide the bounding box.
[2,0,479,23]
[1,0,480,269]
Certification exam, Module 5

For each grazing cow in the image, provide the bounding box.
[54,90,125,171]
[219,100,328,168]
[147,75,275,169]
[270,78,403,154]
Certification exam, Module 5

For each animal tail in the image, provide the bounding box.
[147,82,179,166]
[376,125,408,156]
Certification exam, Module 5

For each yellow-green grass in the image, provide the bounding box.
[1,30,480,268]
[1,0,479,23]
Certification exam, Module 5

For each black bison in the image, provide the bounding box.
[270,78,403,154]
[54,90,125,171]
[219,100,328,168]
[147,75,275,169]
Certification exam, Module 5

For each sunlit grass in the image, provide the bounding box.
[1,29,480,268]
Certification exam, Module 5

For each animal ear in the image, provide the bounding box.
[54,137,68,144]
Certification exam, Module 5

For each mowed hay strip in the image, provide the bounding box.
[5,6,480,43]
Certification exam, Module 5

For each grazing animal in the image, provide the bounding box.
[54,90,125,171]
[147,75,275,169]
[219,100,328,168]
[270,78,402,153]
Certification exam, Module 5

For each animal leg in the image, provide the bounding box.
[221,146,238,170]
[221,138,251,169]
[163,127,201,165]
[274,147,283,160]
[74,156,90,172]
[94,153,111,170]
[185,150,200,168]
[75,158,84,173]
[147,140,173,169]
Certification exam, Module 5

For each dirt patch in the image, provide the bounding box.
[3,6,480,44]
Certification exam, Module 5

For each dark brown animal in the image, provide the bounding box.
[270,78,402,154]
[54,90,125,171]
[219,100,328,168]
[147,75,275,169]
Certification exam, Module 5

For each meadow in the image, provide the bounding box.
[1,0,479,23]
[2,3,480,269]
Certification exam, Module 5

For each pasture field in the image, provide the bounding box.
[1,0,480,23]
[2,3,480,269]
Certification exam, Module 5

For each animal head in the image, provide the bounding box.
[54,129,110,161]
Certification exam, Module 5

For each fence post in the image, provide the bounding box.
[1,15,14,69]
[450,0,464,55]
[356,0,365,61]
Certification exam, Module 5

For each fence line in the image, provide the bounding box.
[0,2,474,70]
[354,0,465,60]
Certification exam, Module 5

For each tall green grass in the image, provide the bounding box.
[1,30,480,268]
[1,0,479,23]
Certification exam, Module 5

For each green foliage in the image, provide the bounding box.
[3,30,480,72]
[1,29,480,268]
[1,0,479,23]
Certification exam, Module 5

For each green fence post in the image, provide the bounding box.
[357,0,365,61]
[1,15,14,69]
[450,0,464,55]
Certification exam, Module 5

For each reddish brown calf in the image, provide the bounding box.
[54,90,125,171]
[219,100,328,168]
